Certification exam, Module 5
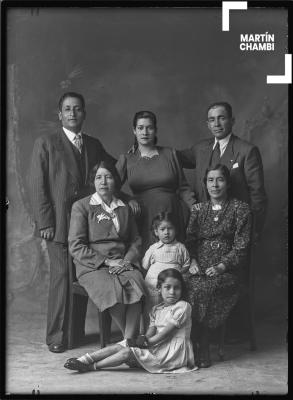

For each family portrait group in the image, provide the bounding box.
[4,4,288,395]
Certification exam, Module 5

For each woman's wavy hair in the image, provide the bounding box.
[89,160,122,193]
[156,268,188,302]
[128,110,158,154]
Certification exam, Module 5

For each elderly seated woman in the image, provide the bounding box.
[185,164,252,368]
[68,160,147,340]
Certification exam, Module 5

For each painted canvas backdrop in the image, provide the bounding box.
[6,7,288,320]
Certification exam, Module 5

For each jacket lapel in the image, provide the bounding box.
[56,130,82,185]
[222,134,239,170]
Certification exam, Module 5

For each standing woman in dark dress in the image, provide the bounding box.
[116,111,196,253]
[185,164,252,368]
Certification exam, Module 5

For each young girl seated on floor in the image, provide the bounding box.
[142,212,191,309]
[64,269,197,374]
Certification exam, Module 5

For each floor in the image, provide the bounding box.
[5,294,288,396]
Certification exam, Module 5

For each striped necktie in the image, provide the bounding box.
[73,133,83,153]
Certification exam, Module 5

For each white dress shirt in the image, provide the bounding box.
[63,127,83,147]
[212,133,232,157]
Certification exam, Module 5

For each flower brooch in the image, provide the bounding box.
[96,212,112,223]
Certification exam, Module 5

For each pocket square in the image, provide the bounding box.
[232,162,239,169]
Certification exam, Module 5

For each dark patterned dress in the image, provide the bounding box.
[116,147,196,253]
[185,198,252,329]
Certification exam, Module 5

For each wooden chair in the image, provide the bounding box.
[218,248,257,361]
[67,256,112,350]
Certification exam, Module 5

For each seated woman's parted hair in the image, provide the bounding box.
[156,268,188,301]
[203,163,231,188]
[89,160,122,192]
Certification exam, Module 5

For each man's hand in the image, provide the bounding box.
[128,199,141,216]
[189,259,200,275]
[205,263,226,277]
[40,227,55,240]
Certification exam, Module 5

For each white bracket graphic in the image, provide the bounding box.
[267,54,292,84]
[222,1,247,31]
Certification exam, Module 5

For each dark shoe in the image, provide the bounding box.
[64,358,91,372]
[198,358,211,368]
[198,344,211,368]
[48,343,65,353]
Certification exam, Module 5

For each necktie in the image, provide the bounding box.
[73,134,83,153]
[214,141,221,157]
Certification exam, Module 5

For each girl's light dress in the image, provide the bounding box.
[119,300,197,373]
[142,240,190,307]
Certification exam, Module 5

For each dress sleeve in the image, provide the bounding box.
[185,208,200,259]
[115,154,134,203]
[176,147,197,169]
[172,149,197,207]
[178,243,191,272]
[123,209,142,269]
[68,201,106,269]
[116,154,128,185]
[142,245,155,271]
[149,306,157,327]
[220,201,252,271]
[166,301,191,328]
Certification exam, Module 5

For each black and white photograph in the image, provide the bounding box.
[2,0,290,395]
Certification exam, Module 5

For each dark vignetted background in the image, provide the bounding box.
[6,7,288,324]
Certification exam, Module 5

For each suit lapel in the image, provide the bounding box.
[221,134,239,170]
[82,134,90,184]
[56,130,82,185]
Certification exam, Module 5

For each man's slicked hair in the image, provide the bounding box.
[206,102,233,118]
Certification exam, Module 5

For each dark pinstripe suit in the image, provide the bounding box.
[29,129,115,345]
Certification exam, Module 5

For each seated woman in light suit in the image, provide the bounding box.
[68,160,146,340]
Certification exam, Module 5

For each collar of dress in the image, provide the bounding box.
[155,239,178,249]
[89,192,126,212]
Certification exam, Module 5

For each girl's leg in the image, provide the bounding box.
[79,343,124,364]
[108,304,126,336]
[124,302,141,339]
[94,347,131,369]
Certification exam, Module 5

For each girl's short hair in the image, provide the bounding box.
[156,268,187,301]
[151,212,176,237]
[89,160,122,192]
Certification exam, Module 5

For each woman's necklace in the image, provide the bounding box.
[139,146,158,159]
[211,200,227,222]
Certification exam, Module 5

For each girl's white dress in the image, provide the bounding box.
[142,241,190,306]
[119,300,197,374]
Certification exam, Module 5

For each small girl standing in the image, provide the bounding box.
[143,212,190,308]
[64,269,197,374]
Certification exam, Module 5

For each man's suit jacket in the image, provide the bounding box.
[28,129,116,244]
[178,134,268,236]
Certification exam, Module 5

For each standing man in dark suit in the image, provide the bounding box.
[178,102,267,241]
[28,92,117,353]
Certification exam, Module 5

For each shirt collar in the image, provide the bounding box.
[89,192,125,210]
[155,239,178,249]
[63,127,82,141]
[213,133,232,150]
